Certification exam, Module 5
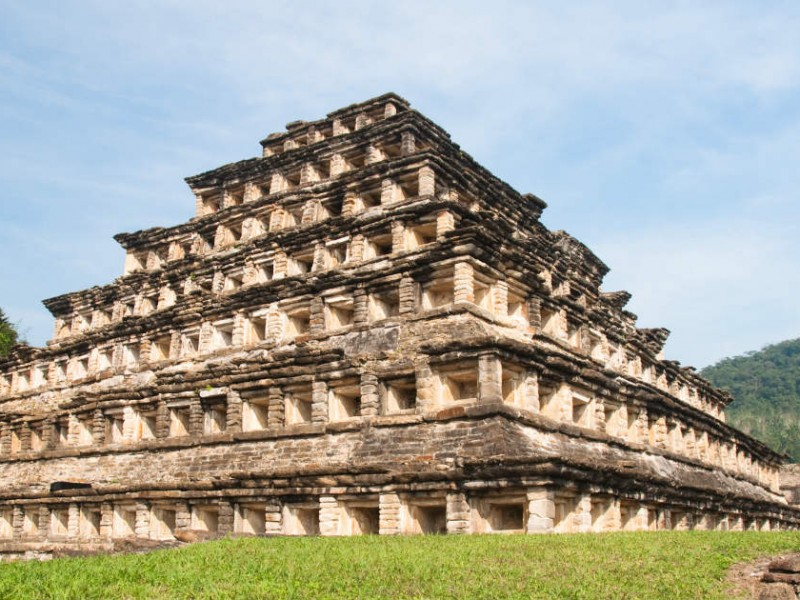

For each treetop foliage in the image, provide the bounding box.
[0,308,20,358]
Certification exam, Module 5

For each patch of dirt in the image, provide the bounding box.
[726,553,800,599]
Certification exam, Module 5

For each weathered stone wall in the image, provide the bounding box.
[0,92,797,557]
[0,409,784,505]
[781,464,800,504]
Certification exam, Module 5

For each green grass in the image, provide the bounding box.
[1,531,798,599]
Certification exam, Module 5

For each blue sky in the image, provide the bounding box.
[1,1,798,368]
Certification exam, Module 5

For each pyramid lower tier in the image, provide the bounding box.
[1,309,797,559]
[1,402,797,559]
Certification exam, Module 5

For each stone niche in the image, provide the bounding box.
[168,401,192,437]
[283,503,320,536]
[284,384,314,426]
[201,394,227,435]
[471,494,528,534]
[190,504,219,534]
[235,503,267,536]
[340,502,380,536]
[405,504,447,535]
[112,504,137,538]
[150,504,177,540]
[80,505,102,539]
[381,376,416,415]
[433,362,479,406]
[328,379,361,422]
[241,391,270,432]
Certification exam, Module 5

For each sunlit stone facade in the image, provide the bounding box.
[1,93,797,558]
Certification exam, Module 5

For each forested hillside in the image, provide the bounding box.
[701,338,800,461]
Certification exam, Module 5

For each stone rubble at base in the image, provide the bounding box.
[1,93,798,559]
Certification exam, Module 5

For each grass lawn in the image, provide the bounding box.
[1,531,799,599]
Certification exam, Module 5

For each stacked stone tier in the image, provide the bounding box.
[0,299,784,489]
[0,407,795,546]
[2,200,735,423]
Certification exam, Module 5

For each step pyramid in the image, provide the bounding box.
[0,93,796,556]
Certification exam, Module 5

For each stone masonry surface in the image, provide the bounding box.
[1,93,798,558]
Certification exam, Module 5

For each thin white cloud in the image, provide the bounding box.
[1,0,799,364]
[595,213,800,367]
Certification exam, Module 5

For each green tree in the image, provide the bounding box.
[0,308,20,357]
[702,338,800,461]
